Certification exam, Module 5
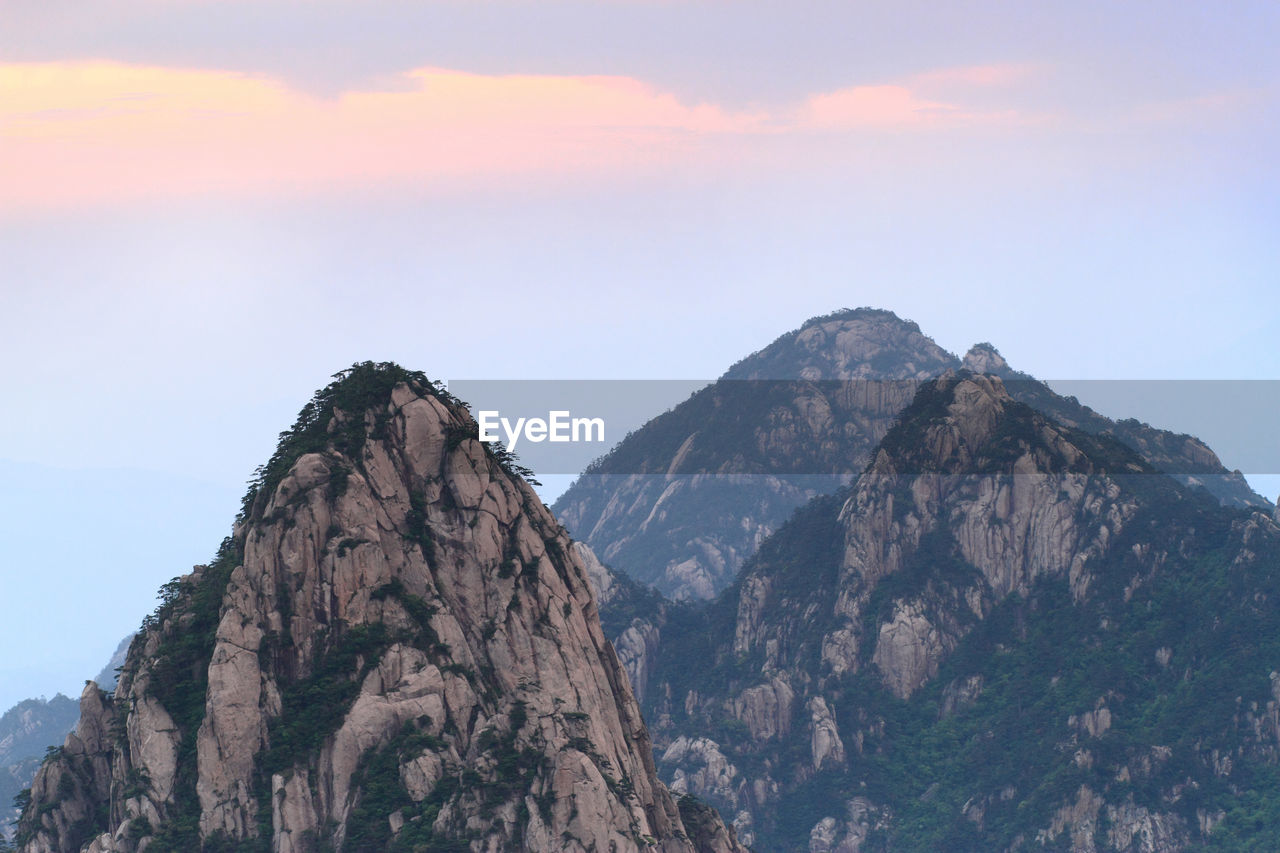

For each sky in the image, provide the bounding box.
[1,0,1278,711]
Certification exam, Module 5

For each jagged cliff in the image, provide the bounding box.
[635,372,1280,850]
[15,364,741,853]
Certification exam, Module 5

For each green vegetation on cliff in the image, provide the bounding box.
[637,375,1280,851]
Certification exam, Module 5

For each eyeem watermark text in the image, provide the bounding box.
[477,410,605,452]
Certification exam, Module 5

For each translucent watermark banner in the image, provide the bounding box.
[444,379,1280,478]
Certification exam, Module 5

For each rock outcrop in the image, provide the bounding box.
[16,363,741,853]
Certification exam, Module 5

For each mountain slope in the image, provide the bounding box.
[555,311,1266,607]
[961,342,1265,510]
[14,363,741,853]
[1,637,131,843]
[0,697,81,842]
[636,372,1280,850]
[0,630,131,835]
[554,308,960,602]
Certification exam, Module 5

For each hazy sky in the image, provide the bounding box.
[1,1,1277,711]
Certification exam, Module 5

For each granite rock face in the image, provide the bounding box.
[17,365,742,853]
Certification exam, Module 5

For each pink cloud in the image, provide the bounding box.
[801,85,963,128]
[1,62,769,209]
[0,60,1028,211]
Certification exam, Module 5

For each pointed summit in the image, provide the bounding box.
[17,363,742,853]
[961,341,1010,375]
[955,347,1267,510]
[558,308,1266,605]
[723,307,958,381]
[556,310,960,601]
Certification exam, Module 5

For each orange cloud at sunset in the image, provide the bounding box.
[1,61,1007,210]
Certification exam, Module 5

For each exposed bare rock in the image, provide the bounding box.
[574,541,618,607]
[16,685,114,853]
[572,541,676,705]
[632,365,1280,849]
[272,770,319,853]
[809,374,1145,698]
[1037,785,1104,852]
[614,619,662,705]
[806,697,845,771]
[809,816,840,852]
[840,797,883,852]
[678,795,745,853]
[939,674,984,718]
[1105,799,1187,852]
[961,342,1009,375]
[662,737,740,808]
[730,678,795,742]
[0,695,83,842]
[961,342,1268,512]
[808,797,885,853]
[1071,707,1113,739]
[18,365,741,853]
[733,573,772,658]
[561,311,1266,609]
[871,600,953,699]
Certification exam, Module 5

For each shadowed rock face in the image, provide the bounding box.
[17,366,742,853]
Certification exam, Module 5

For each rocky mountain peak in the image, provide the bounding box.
[17,362,741,853]
[871,371,1013,469]
[868,370,1121,487]
[722,307,958,381]
[961,341,1010,375]
[556,311,963,601]
[726,369,1159,703]
[556,307,1265,607]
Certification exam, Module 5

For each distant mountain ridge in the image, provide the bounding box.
[555,308,1267,604]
